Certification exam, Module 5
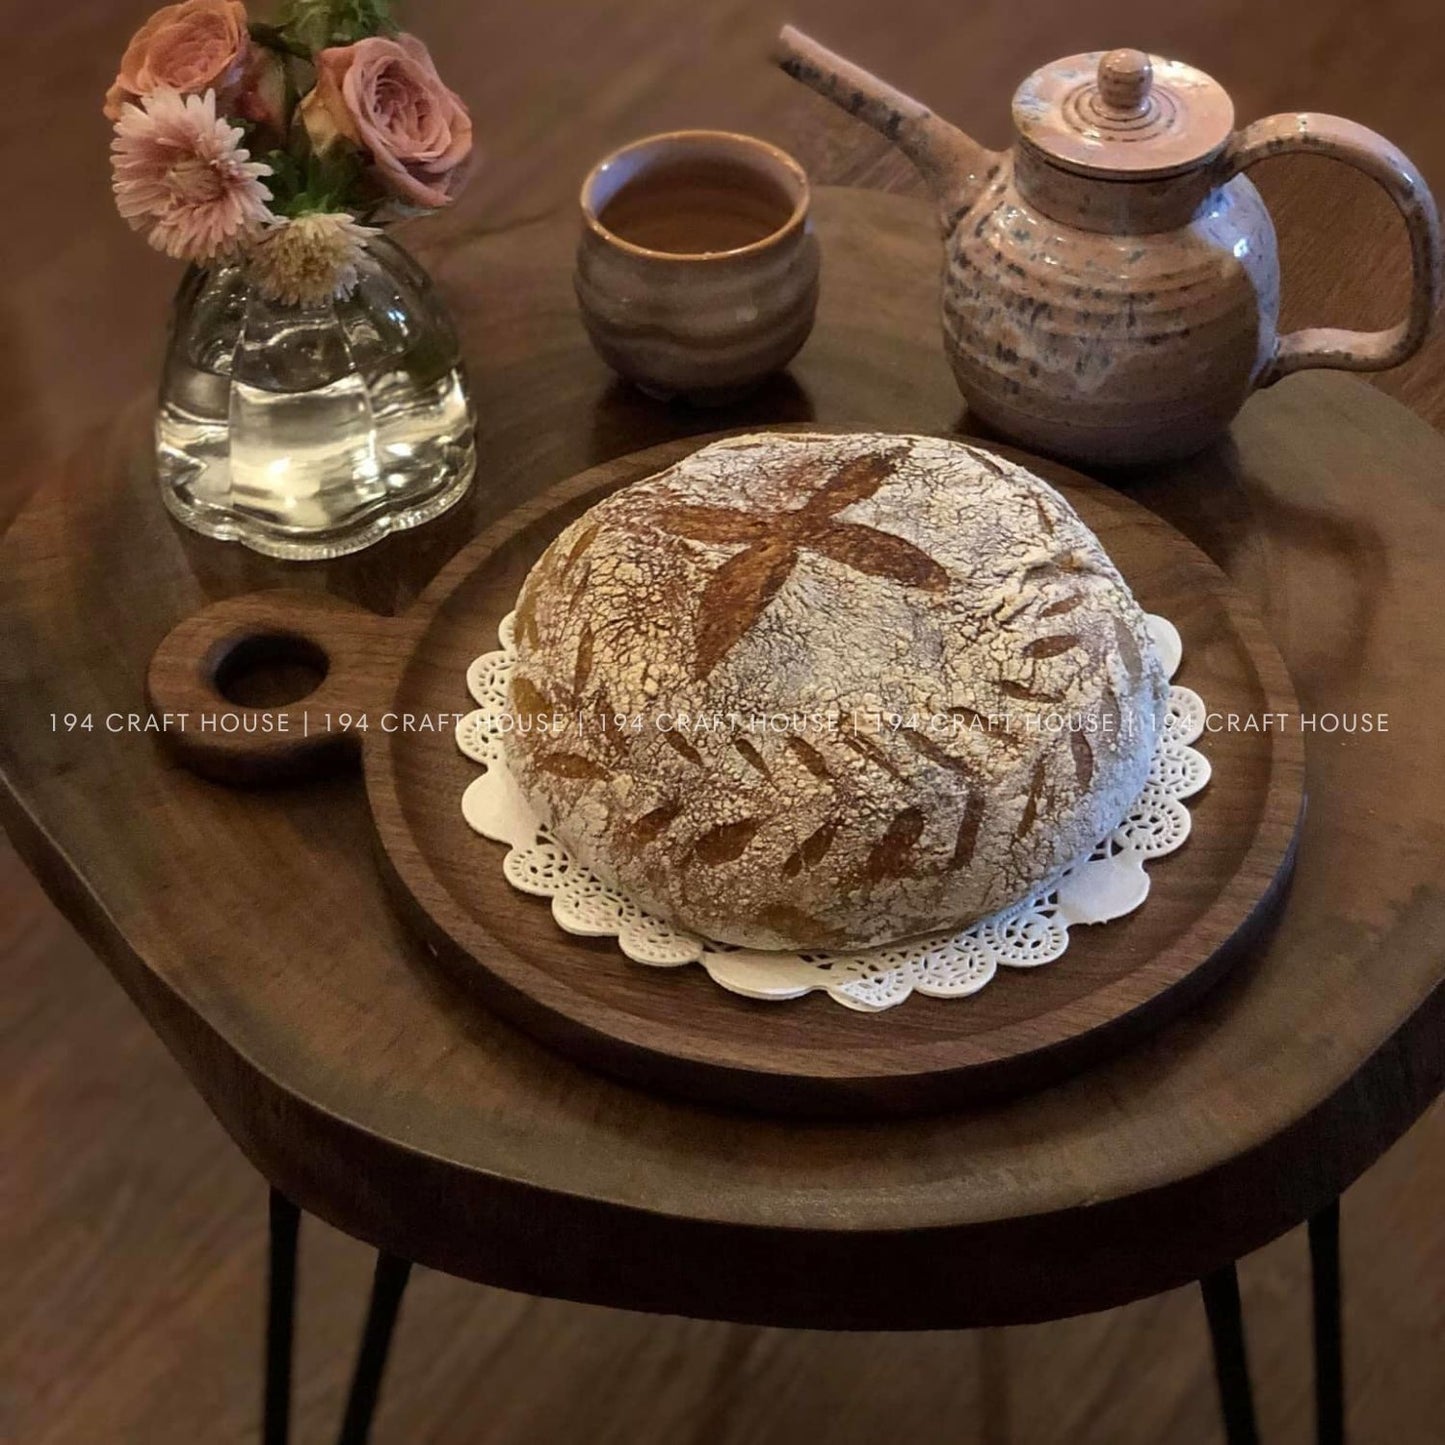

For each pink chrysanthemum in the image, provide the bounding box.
[111,87,275,262]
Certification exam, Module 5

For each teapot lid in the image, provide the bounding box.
[1012,49,1235,179]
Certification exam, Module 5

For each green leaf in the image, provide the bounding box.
[248,21,311,60]
[270,138,371,217]
[336,0,397,42]
[261,147,306,204]
[278,0,397,52]
[278,1,329,52]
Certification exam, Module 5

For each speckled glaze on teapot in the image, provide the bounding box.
[776,28,1442,466]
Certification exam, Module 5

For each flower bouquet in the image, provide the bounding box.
[108,0,478,558]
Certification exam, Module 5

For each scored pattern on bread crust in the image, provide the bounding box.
[501,433,1168,951]
[654,447,950,678]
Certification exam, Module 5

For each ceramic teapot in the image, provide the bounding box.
[775,27,1441,466]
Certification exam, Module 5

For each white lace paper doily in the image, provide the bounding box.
[456,613,1209,1012]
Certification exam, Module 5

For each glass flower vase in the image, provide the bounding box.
[156,234,476,560]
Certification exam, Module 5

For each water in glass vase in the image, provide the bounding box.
[157,234,476,560]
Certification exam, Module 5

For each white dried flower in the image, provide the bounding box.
[246,211,377,306]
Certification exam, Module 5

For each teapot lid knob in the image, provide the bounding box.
[1097,49,1153,113]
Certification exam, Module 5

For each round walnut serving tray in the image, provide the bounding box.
[148,431,1304,1116]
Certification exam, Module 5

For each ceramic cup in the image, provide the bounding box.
[575,130,820,404]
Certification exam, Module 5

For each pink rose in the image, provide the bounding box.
[104,0,251,122]
[301,35,473,210]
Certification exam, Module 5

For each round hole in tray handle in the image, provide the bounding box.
[211,630,331,708]
[146,589,393,786]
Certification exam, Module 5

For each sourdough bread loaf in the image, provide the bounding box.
[502,433,1167,950]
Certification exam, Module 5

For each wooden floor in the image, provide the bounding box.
[2,837,1440,1444]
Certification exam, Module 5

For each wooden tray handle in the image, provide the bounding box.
[146,589,395,785]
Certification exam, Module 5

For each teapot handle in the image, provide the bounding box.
[1226,113,1441,384]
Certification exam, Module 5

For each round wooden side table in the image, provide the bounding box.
[2,192,1442,1445]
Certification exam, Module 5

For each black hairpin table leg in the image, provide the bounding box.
[1310,1198,1344,1445]
[261,1192,1338,1445]
[1200,1261,1260,1445]
[264,1189,301,1445]
[336,1252,414,1445]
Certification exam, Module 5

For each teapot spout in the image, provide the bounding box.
[774,26,997,228]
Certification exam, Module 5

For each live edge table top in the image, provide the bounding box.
[1,188,1443,1332]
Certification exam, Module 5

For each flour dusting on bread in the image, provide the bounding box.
[503,433,1167,950]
